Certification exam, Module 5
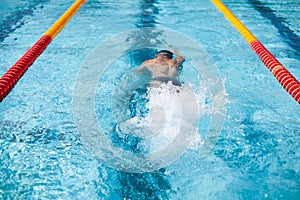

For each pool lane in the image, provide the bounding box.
[248,0,300,57]
[0,0,50,42]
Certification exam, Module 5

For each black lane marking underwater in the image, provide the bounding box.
[116,0,173,199]
[131,0,161,66]
[135,0,159,28]
[0,0,50,42]
[248,0,300,57]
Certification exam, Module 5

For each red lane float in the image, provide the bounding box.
[0,36,52,101]
[0,0,86,102]
[212,0,300,104]
[250,40,300,103]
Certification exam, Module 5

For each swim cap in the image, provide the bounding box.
[157,50,173,59]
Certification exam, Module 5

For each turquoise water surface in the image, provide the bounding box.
[0,0,299,199]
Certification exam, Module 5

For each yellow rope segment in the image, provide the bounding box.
[211,0,257,44]
[44,0,86,39]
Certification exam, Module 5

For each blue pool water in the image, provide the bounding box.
[0,0,300,199]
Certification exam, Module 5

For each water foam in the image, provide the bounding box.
[117,82,203,154]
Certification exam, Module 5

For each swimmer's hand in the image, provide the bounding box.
[165,44,184,60]
[165,44,185,67]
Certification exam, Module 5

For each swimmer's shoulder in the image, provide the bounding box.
[142,59,156,65]
[136,59,156,71]
[139,59,157,70]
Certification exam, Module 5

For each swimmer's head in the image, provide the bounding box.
[156,50,173,59]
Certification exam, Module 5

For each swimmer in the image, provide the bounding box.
[137,49,185,87]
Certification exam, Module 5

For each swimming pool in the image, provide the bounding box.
[0,0,299,199]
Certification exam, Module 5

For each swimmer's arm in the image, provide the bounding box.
[136,60,153,71]
[165,44,185,68]
[173,49,185,69]
[136,62,147,71]
[136,65,146,71]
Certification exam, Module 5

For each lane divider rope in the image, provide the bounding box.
[212,0,300,104]
[0,0,86,102]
